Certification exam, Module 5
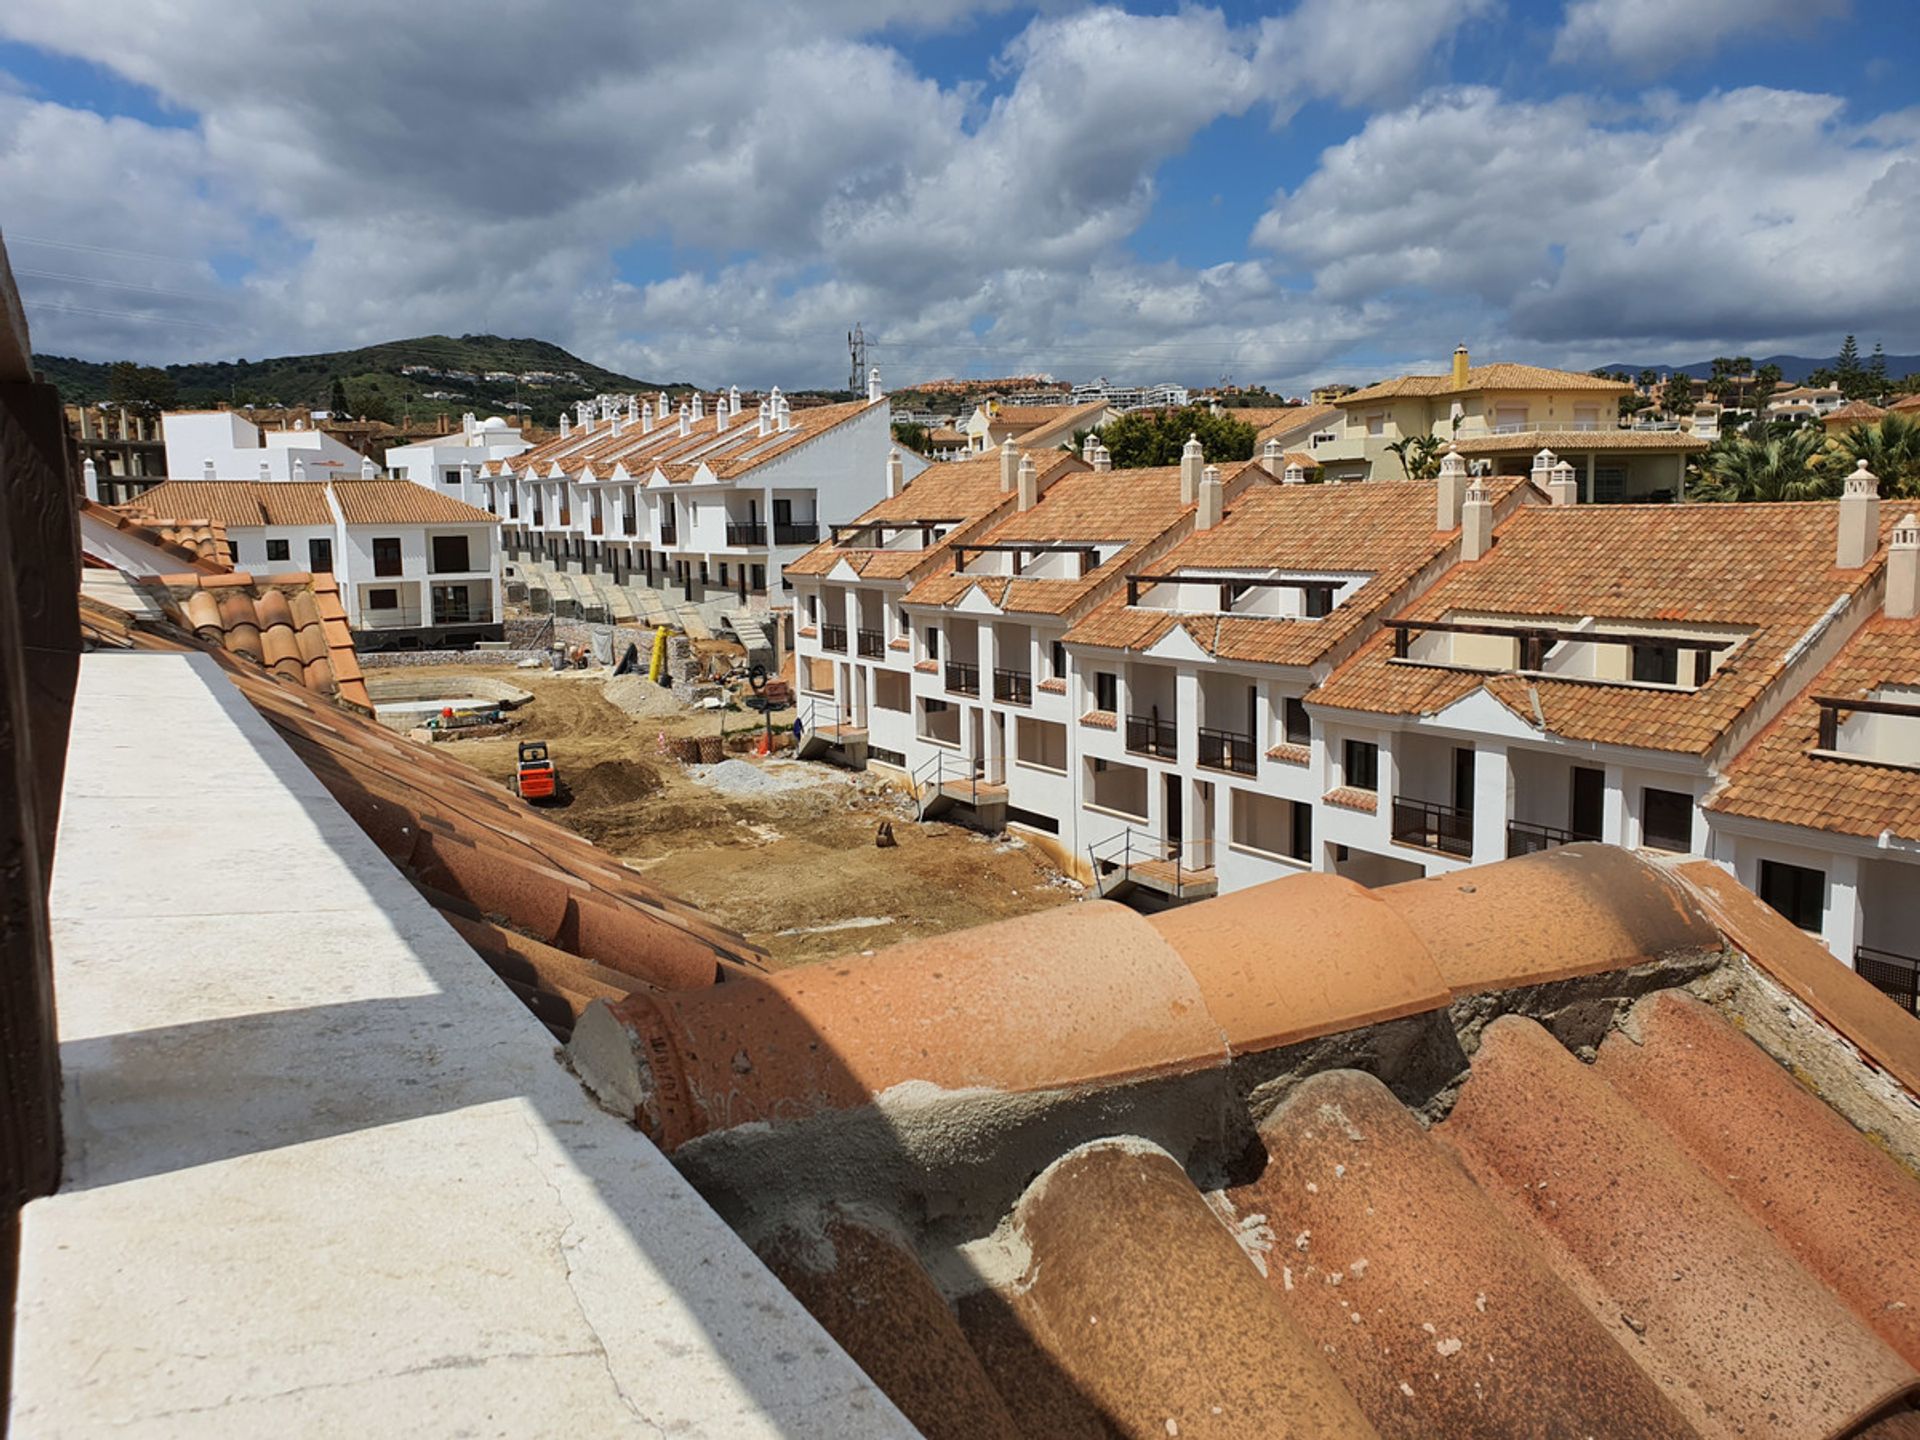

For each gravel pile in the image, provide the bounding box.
[603,672,684,718]
[688,758,843,798]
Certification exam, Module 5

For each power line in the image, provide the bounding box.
[6,233,210,269]
[15,267,223,305]
[20,298,221,331]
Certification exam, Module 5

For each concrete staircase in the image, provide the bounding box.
[723,611,775,668]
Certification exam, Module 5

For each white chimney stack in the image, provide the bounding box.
[641,403,654,435]
[627,395,639,422]
[1283,463,1306,485]
[1548,458,1580,506]
[203,458,216,480]
[1197,464,1223,530]
[82,457,100,503]
[757,401,770,438]
[1839,460,1880,570]
[1436,442,1467,530]
[1017,453,1039,512]
[361,455,377,479]
[730,385,741,416]
[1082,433,1098,464]
[658,391,670,417]
[1262,438,1283,475]
[1000,435,1019,493]
[887,447,905,498]
[715,397,728,432]
[867,366,883,403]
[1888,512,1919,620]
[293,457,307,481]
[1530,447,1556,493]
[560,413,572,438]
[1461,482,1493,562]
[1092,442,1111,473]
[1180,433,1204,505]
[677,403,690,438]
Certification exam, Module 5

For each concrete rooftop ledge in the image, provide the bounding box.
[10,651,916,1438]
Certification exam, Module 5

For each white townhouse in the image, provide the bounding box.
[477,371,923,627]
[128,478,503,648]
[162,410,368,483]
[385,413,532,511]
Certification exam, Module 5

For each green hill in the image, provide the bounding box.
[34,335,684,428]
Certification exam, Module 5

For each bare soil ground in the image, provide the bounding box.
[416,665,1082,966]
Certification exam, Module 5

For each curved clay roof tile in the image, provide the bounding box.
[1597,990,1920,1370]
[1437,1014,1917,1438]
[183,588,223,639]
[302,656,336,694]
[1238,1068,1693,1439]
[1002,1139,1379,1439]
[214,590,262,660]
[260,620,305,682]
[254,588,295,632]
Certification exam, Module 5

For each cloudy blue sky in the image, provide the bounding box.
[3,0,1917,390]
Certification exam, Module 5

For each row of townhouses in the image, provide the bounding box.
[787,432,1919,997]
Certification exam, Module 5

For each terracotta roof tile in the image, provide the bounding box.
[1323,785,1377,812]
[1079,708,1116,729]
[1266,741,1310,765]
[325,480,497,526]
[131,480,336,527]
[1342,363,1631,405]
[1707,614,1920,841]
[1448,428,1709,455]
[1314,501,1895,755]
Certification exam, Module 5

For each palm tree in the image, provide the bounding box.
[1385,432,1446,480]
[1691,427,1835,502]
[1833,413,1920,498]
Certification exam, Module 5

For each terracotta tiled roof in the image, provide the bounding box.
[326,480,497,526]
[1707,614,1920,840]
[565,845,1920,1440]
[976,401,1109,446]
[133,480,336,527]
[484,399,878,485]
[1322,784,1377,812]
[1890,394,1920,414]
[1313,501,1895,755]
[1266,740,1310,765]
[1079,708,1116,728]
[785,451,1081,581]
[1243,403,1341,443]
[85,498,234,571]
[1449,428,1709,455]
[1342,364,1632,406]
[137,571,371,710]
[1824,400,1890,427]
[1063,477,1527,669]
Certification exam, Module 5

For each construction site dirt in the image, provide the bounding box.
[423,665,1083,966]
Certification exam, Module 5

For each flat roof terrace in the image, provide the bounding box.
[10,651,914,1438]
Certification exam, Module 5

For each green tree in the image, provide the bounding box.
[1619,393,1651,420]
[328,376,351,416]
[1833,413,1920,498]
[347,384,395,424]
[1691,427,1834,501]
[891,421,932,456]
[1807,367,1837,388]
[1637,368,1659,389]
[1385,432,1450,480]
[1869,342,1889,397]
[107,360,178,420]
[1752,362,1783,412]
[1836,335,1866,399]
[1660,372,1696,417]
[1093,406,1257,468]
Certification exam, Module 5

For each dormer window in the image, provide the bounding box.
[1813,690,1920,769]
[1390,616,1744,690]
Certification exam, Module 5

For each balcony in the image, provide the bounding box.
[1125,713,1177,758]
[622,513,637,537]
[1196,726,1256,776]
[590,516,604,536]
[992,668,1033,705]
[774,521,820,545]
[559,510,572,527]
[856,628,885,659]
[1857,946,1919,1015]
[819,624,848,653]
[531,512,545,527]
[726,521,768,546]
[659,524,678,546]
[1391,797,1474,858]
[1506,819,1599,858]
[945,660,981,696]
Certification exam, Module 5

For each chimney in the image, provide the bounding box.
[691,393,704,421]
[1436,442,1467,530]
[730,385,742,416]
[658,391,670,417]
[560,413,572,438]
[1180,433,1204,505]
[82,457,100,502]
[1197,464,1223,530]
[293,457,307,481]
[203,458,216,480]
[463,411,476,437]
[641,403,654,434]
[459,461,473,490]
[757,401,770,437]
[1461,482,1493,561]
[887,448,905,498]
[867,366,883,403]
[1082,432,1098,464]
[361,455,377,479]
[1092,442,1111,473]
[1000,435,1018,492]
[1888,512,1919,620]
[1452,343,1470,390]
[1548,459,1580,506]
[1262,438,1283,475]
[715,397,728,433]
[1283,463,1306,485]
[678,403,691,438]
[1017,453,1039,512]
[1530,447,1556,492]
[1838,460,1880,570]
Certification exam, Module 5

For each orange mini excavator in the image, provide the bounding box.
[512,740,560,803]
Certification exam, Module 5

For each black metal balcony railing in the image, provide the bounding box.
[856,628,886,659]
[774,521,820,545]
[820,624,848,653]
[1505,819,1600,858]
[1856,946,1920,1015]
[1196,726,1256,775]
[623,513,637,536]
[945,660,981,696]
[1391,797,1475,857]
[659,525,678,546]
[726,521,768,546]
[1125,713,1177,758]
[993,668,1033,705]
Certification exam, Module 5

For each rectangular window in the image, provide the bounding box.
[1758,859,1825,931]
[373,536,403,577]
[1231,790,1310,863]
[751,565,765,590]
[1303,585,1334,618]
[308,537,333,572]
[1366,412,1386,437]
[1095,670,1118,712]
[431,535,470,574]
[1632,642,1679,685]
[1343,738,1379,791]
[1290,802,1313,862]
[368,588,399,610]
[1051,640,1067,679]
[1284,696,1311,746]
[807,595,818,622]
[229,540,242,564]
[926,626,941,660]
[718,563,729,586]
[1641,787,1693,853]
[266,538,290,562]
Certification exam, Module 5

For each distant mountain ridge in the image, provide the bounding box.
[1597,353,1920,383]
[32,335,679,425]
